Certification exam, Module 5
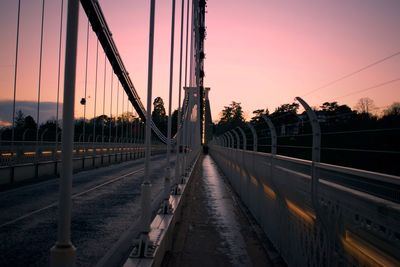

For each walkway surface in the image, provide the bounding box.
[162,155,276,267]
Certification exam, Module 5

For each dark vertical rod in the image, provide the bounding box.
[116,82,119,142]
[93,40,99,147]
[126,97,129,141]
[82,19,89,143]
[11,0,21,147]
[121,89,125,142]
[166,0,176,169]
[109,73,113,143]
[102,53,106,143]
[174,0,185,182]
[182,0,190,172]
[36,0,46,153]
[141,0,156,235]
[55,0,64,153]
[184,0,189,87]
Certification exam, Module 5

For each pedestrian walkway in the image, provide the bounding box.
[162,155,278,267]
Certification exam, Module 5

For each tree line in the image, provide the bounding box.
[0,96,178,143]
[214,98,400,175]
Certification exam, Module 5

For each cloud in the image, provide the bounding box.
[0,100,62,126]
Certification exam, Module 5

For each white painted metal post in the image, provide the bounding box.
[236,127,247,150]
[219,135,224,147]
[141,0,156,235]
[227,132,233,148]
[261,114,280,203]
[224,134,229,147]
[226,131,234,149]
[262,115,277,155]
[223,133,229,148]
[295,97,321,214]
[163,0,176,209]
[222,135,228,147]
[50,0,79,266]
[246,123,258,152]
[174,0,185,186]
[232,130,240,149]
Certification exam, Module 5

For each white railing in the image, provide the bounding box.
[210,97,400,267]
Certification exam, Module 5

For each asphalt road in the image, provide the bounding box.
[0,154,170,267]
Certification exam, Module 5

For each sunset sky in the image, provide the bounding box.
[0,0,399,125]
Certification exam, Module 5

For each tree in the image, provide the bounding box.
[215,101,245,134]
[219,101,244,124]
[15,110,25,129]
[152,97,167,135]
[355,97,376,114]
[381,102,400,128]
[171,109,178,137]
[383,102,400,116]
[250,108,269,124]
[272,102,299,115]
[320,102,340,113]
[152,97,166,118]
[24,115,37,130]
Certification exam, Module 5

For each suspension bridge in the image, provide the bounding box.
[0,0,399,267]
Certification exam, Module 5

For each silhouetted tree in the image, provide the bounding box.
[216,101,245,134]
[15,110,25,129]
[152,97,167,135]
[355,97,377,114]
[219,101,244,124]
[250,108,269,124]
[39,119,60,141]
[384,102,400,116]
[380,102,400,128]
[172,109,178,137]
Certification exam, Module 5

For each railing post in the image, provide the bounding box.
[40,128,49,144]
[261,114,280,199]
[246,123,257,152]
[217,136,223,146]
[262,115,277,155]
[130,0,155,258]
[222,133,229,148]
[232,130,240,149]
[236,127,246,150]
[226,132,234,149]
[50,0,79,265]
[295,97,321,215]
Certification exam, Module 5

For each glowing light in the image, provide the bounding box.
[342,231,399,267]
[24,152,36,156]
[285,199,315,224]
[263,183,276,200]
[249,175,259,186]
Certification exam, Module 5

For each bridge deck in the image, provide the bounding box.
[162,155,280,267]
[0,154,170,267]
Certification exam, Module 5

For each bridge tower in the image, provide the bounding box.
[203,87,213,144]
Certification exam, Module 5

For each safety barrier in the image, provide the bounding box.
[210,145,400,266]
[0,144,166,186]
[210,97,400,267]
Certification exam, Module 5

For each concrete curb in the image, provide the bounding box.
[96,153,201,267]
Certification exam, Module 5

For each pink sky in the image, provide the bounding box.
[0,0,399,122]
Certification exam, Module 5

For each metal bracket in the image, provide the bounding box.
[171,183,182,195]
[158,199,173,214]
[129,234,155,258]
